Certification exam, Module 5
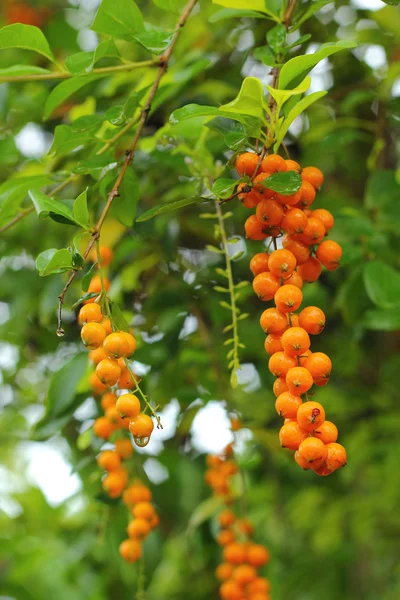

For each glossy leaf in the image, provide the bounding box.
[132,29,174,54]
[0,65,52,78]
[363,308,400,331]
[136,197,207,222]
[261,171,302,195]
[44,74,107,120]
[210,8,269,22]
[0,175,52,227]
[267,76,311,106]
[212,0,279,19]
[291,0,332,30]
[65,39,120,74]
[363,261,400,309]
[274,91,327,150]
[267,23,286,54]
[29,190,78,226]
[254,45,279,67]
[212,178,238,199]
[73,189,90,229]
[0,24,57,64]
[91,0,145,38]
[220,77,267,121]
[46,353,88,418]
[36,248,74,276]
[49,125,94,156]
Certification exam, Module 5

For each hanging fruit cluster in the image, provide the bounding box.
[205,420,272,600]
[237,153,347,476]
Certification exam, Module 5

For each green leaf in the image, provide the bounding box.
[29,189,79,226]
[136,196,207,222]
[267,76,311,106]
[110,169,139,227]
[261,171,302,195]
[212,0,280,20]
[82,262,99,292]
[188,495,223,531]
[170,104,222,123]
[132,29,174,55]
[363,261,400,309]
[363,308,400,332]
[0,65,52,79]
[283,34,312,53]
[267,23,286,54]
[220,77,267,121]
[279,41,357,90]
[254,45,278,67]
[46,353,88,418]
[0,175,52,227]
[365,170,400,209]
[0,24,57,64]
[73,189,90,228]
[91,0,144,38]
[151,0,186,12]
[73,156,116,175]
[110,303,130,332]
[49,124,94,156]
[291,0,331,30]
[212,178,238,199]
[210,8,269,22]
[65,39,120,74]
[274,91,327,150]
[35,248,74,276]
[44,74,107,120]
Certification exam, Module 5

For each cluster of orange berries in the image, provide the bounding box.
[77,247,155,448]
[236,153,347,476]
[205,421,272,600]
[119,481,159,563]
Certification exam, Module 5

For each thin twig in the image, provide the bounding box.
[57,0,198,329]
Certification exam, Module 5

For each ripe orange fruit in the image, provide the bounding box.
[268,351,297,377]
[260,308,287,334]
[230,416,241,431]
[253,172,275,198]
[97,450,121,471]
[304,352,332,386]
[238,183,263,209]
[233,564,257,586]
[316,240,342,270]
[283,270,303,289]
[219,580,243,600]
[302,166,324,189]
[123,332,137,356]
[281,327,310,356]
[256,198,284,226]
[78,303,103,325]
[216,563,234,581]
[100,391,117,411]
[294,449,311,470]
[273,376,289,396]
[123,484,152,505]
[279,421,308,450]
[299,306,326,335]
[249,252,270,276]
[297,437,328,469]
[301,217,325,245]
[236,517,254,536]
[275,391,302,419]
[93,417,114,439]
[81,322,107,349]
[248,577,271,594]
[325,442,347,471]
[219,509,236,527]
[96,357,121,387]
[298,181,316,208]
[116,393,141,419]
[88,274,110,294]
[313,420,338,444]
[103,332,131,358]
[244,215,268,240]
[297,256,322,282]
[132,501,155,521]
[118,367,139,389]
[105,405,128,429]
[217,529,236,546]
[89,245,113,267]
[223,542,247,564]
[285,159,301,172]
[261,153,287,173]
[274,285,303,313]
[311,208,334,232]
[247,544,270,567]
[264,333,283,356]
[281,207,308,235]
[89,371,108,395]
[115,438,134,459]
[129,413,154,438]
[119,538,142,562]
[127,518,151,540]
[286,366,313,395]
[282,235,310,264]
[276,188,302,207]
[236,152,259,177]
[103,469,128,498]
[252,272,281,301]
[296,401,325,432]
[89,346,108,364]
[268,249,297,279]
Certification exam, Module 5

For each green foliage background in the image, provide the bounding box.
[0,1,400,599]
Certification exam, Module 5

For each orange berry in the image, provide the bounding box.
[298,306,326,335]
[100,391,117,411]
[279,420,308,450]
[237,517,254,536]
[150,513,159,528]
[290,314,300,327]
[119,538,141,562]
[260,308,287,334]
[115,438,134,459]
[89,346,108,364]
[105,405,128,429]
[275,187,302,206]
[264,333,283,356]
[81,322,107,349]
[127,518,151,540]
[297,257,322,282]
[296,401,325,432]
[286,366,313,395]
[274,285,303,313]
[230,416,241,431]
[93,416,114,439]
[268,249,297,279]
[302,166,324,189]
[123,484,152,505]
[302,217,325,245]
[261,153,287,173]
[316,240,342,271]
[103,332,131,358]
[294,449,311,470]
[103,469,128,498]
[248,577,271,594]
[217,529,236,546]
[283,270,303,289]
[122,332,137,356]
[233,564,257,586]
[129,413,154,438]
[313,420,338,444]
[247,544,270,567]
[304,352,332,386]
[311,208,334,232]
[285,159,301,172]
[220,580,243,600]
[223,542,247,565]
[298,348,312,367]
[249,253,270,276]
[275,391,302,419]
[268,351,297,377]
[236,152,259,177]
[256,198,284,226]
[116,393,141,419]
[90,245,113,267]
[252,272,281,301]
[216,563,234,582]
[97,450,121,471]
[88,274,110,294]
[118,367,139,390]
[89,371,108,395]
[281,207,308,235]
[238,183,263,209]
[253,172,275,198]
[298,181,316,208]
[206,455,223,468]
[325,442,347,471]
[282,235,310,264]
[244,215,268,240]
[219,509,236,527]
[101,318,113,335]
[298,437,328,469]
[281,326,310,356]
[132,501,155,521]
[273,376,288,396]
[96,358,121,387]
[78,303,103,325]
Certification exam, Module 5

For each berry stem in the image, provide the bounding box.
[95,239,113,327]
[123,358,163,430]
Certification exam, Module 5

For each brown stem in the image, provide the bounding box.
[57,0,198,330]
[284,0,297,26]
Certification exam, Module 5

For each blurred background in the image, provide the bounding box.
[0,0,400,599]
